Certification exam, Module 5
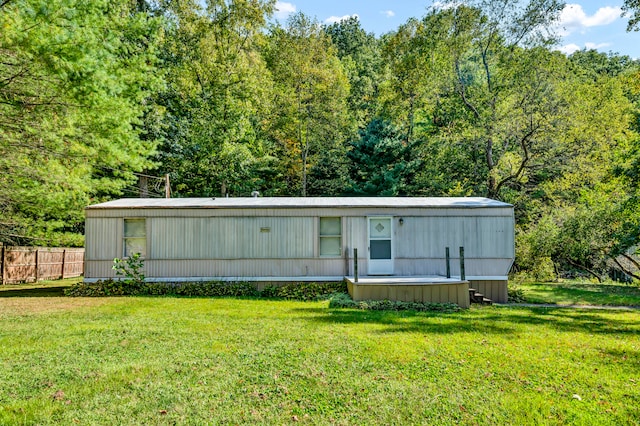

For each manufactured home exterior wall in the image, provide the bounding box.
[84,205,514,284]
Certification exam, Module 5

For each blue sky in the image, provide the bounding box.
[274,1,639,59]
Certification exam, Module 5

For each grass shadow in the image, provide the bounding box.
[0,286,69,297]
[0,279,78,297]
[293,305,640,337]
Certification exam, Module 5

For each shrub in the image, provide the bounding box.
[507,283,527,303]
[328,293,461,312]
[170,281,260,297]
[261,281,348,301]
[112,254,145,287]
[65,280,260,297]
[65,279,132,297]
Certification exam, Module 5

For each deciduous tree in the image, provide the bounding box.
[264,13,351,196]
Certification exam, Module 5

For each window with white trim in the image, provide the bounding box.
[123,219,146,257]
[319,217,341,257]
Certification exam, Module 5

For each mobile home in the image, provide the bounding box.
[84,197,515,306]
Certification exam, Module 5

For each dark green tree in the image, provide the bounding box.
[347,119,420,196]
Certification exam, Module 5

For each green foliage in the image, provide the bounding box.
[65,280,261,297]
[324,16,382,128]
[65,280,347,299]
[264,12,353,196]
[113,254,146,286]
[261,281,347,301]
[347,118,419,195]
[328,292,461,312]
[507,283,528,303]
[0,0,163,245]
[623,0,640,31]
[64,279,132,297]
[152,0,276,197]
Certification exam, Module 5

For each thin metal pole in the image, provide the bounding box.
[446,247,451,278]
[459,246,465,281]
[354,248,358,283]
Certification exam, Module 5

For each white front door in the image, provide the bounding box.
[368,217,393,275]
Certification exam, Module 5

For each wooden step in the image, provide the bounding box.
[469,288,493,305]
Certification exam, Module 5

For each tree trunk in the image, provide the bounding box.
[613,257,640,281]
[486,136,497,198]
[566,259,602,283]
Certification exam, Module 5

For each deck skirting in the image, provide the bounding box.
[346,277,470,308]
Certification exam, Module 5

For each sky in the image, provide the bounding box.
[273,1,639,59]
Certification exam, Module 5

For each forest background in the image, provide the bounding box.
[2,0,640,282]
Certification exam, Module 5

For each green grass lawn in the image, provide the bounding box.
[0,296,638,425]
[515,281,640,306]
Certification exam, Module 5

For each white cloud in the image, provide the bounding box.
[275,1,296,20]
[557,41,611,55]
[558,43,581,54]
[585,42,611,50]
[381,10,395,18]
[558,4,622,36]
[324,14,359,25]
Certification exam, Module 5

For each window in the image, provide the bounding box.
[124,219,146,257]
[319,217,341,257]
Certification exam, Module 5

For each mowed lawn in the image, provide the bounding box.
[516,281,640,307]
[0,296,639,425]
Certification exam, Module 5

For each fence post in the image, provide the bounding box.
[35,248,40,282]
[459,246,465,281]
[0,243,4,285]
[445,247,451,279]
[354,248,358,283]
[61,249,66,279]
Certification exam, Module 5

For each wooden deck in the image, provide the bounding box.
[345,276,470,308]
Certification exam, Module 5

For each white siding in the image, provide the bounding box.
[85,218,121,261]
[395,216,514,259]
[84,201,515,281]
[149,217,314,260]
[86,258,346,280]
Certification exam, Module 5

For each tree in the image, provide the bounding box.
[347,119,420,196]
[433,1,564,199]
[151,0,276,197]
[623,0,640,31]
[0,0,163,245]
[264,13,352,196]
[325,16,382,129]
[514,53,640,280]
[378,2,567,198]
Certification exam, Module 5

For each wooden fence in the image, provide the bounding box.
[0,244,84,285]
